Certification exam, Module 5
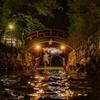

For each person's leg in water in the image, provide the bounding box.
[47,60,49,64]
[44,61,47,71]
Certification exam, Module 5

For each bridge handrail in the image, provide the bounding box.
[23,29,68,43]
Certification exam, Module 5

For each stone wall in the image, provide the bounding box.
[67,50,76,67]
[0,44,35,71]
[67,29,100,74]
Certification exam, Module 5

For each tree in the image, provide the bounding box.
[67,0,100,49]
[0,0,62,39]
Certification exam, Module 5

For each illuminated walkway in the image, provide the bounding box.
[37,66,63,70]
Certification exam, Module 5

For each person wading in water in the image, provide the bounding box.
[43,52,49,70]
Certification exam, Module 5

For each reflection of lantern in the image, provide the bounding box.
[49,38,53,45]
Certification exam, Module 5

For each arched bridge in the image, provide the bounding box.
[23,29,73,53]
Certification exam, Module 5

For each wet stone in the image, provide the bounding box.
[0,70,100,100]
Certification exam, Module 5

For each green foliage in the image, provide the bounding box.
[67,0,100,48]
[14,14,45,35]
[34,0,62,17]
[0,0,62,39]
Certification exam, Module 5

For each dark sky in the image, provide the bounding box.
[44,0,69,31]
[48,9,69,31]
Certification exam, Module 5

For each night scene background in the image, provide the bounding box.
[0,0,100,47]
[0,0,100,100]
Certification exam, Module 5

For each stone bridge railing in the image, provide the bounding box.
[23,29,68,44]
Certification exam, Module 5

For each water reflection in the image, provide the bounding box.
[0,70,99,100]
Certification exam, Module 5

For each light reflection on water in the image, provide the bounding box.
[0,70,100,100]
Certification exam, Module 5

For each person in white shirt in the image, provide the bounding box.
[43,52,49,68]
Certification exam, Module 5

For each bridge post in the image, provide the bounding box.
[37,31,39,37]
[30,37,32,40]
[50,29,52,35]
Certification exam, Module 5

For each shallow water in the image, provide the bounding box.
[0,70,100,100]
